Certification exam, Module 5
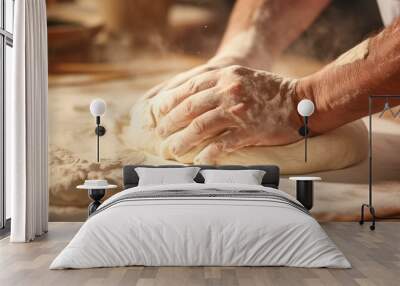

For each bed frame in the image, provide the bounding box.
[123,165,280,189]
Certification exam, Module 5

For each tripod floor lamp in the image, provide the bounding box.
[360,95,400,230]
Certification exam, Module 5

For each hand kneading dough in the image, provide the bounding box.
[124,95,368,174]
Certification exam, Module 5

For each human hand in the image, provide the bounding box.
[153,65,303,164]
[143,56,244,102]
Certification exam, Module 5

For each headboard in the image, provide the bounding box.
[123,165,280,189]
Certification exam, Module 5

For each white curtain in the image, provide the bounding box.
[9,0,49,242]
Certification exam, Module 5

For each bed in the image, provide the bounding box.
[50,165,350,269]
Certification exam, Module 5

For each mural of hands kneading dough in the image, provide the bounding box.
[48,0,400,221]
[125,0,400,174]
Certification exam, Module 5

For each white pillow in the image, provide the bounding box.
[135,167,200,186]
[200,169,266,185]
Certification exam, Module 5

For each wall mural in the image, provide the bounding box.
[48,0,400,221]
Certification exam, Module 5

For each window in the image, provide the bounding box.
[0,0,14,232]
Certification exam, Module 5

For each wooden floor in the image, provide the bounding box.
[0,222,399,286]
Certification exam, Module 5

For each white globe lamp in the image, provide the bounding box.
[297,99,314,117]
[90,99,107,117]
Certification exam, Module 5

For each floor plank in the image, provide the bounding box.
[0,222,399,286]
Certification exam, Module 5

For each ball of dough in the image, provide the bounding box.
[124,96,368,174]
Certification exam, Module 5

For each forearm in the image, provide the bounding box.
[212,0,330,69]
[296,17,400,133]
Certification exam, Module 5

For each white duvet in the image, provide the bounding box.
[50,183,350,269]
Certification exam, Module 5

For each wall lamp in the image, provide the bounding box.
[297,99,315,162]
[90,99,107,163]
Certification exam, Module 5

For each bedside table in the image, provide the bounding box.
[289,177,321,210]
[77,184,117,215]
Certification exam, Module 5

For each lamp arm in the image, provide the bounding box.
[304,116,308,162]
[96,116,100,163]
